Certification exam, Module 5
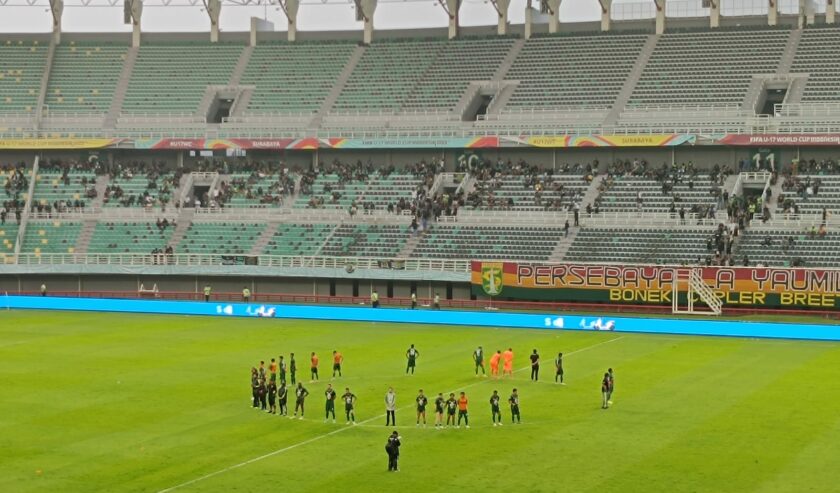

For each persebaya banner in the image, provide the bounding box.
[470,262,840,309]
[0,138,121,150]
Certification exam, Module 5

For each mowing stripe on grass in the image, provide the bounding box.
[157,335,625,493]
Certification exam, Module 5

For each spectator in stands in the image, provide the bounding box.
[564,220,570,237]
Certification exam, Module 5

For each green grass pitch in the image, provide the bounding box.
[2,310,840,492]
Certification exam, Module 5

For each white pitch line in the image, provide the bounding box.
[157,335,624,493]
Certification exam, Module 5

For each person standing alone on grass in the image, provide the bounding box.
[445,393,458,427]
[386,431,401,472]
[473,346,485,376]
[294,383,309,419]
[406,344,419,374]
[278,381,288,416]
[457,392,470,428]
[416,389,428,427]
[203,284,211,302]
[502,348,514,378]
[342,387,357,425]
[529,349,540,381]
[490,390,502,426]
[509,388,521,424]
[607,368,614,405]
[332,350,343,378]
[601,372,610,409]
[555,352,564,384]
[267,379,277,414]
[324,384,337,423]
[385,387,397,426]
[310,352,319,381]
[434,392,445,429]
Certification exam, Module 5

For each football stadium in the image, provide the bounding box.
[2,0,840,491]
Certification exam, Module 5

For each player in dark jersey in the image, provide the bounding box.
[434,392,445,428]
[294,383,309,419]
[445,392,458,427]
[289,353,297,384]
[473,346,485,377]
[279,356,287,384]
[250,367,259,408]
[607,368,614,405]
[601,372,610,409]
[555,352,564,384]
[277,382,288,416]
[489,390,502,426]
[257,378,267,411]
[529,349,540,381]
[508,388,521,424]
[406,344,419,374]
[342,387,357,425]
[416,389,428,427]
[267,379,277,414]
[324,384,337,423]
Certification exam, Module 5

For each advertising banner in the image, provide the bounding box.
[0,138,120,150]
[327,136,500,149]
[471,262,840,309]
[517,134,696,148]
[133,138,296,150]
[717,134,840,146]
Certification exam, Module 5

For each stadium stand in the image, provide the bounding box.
[629,27,789,106]
[412,225,563,261]
[262,223,335,256]
[778,174,840,215]
[594,166,721,214]
[45,42,127,114]
[177,221,265,255]
[104,172,176,208]
[0,40,47,115]
[87,221,174,253]
[319,224,407,257]
[217,171,296,208]
[240,41,355,113]
[738,228,840,268]
[468,170,591,211]
[21,220,82,254]
[791,26,840,103]
[0,223,18,260]
[32,168,95,210]
[565,226,722,265]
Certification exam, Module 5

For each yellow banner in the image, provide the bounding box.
[524,134,692,148]
[0,138,118,150]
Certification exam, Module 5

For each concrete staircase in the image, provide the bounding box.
[492,38,524,81]
[92,175,109,208]
[229,46,253,86]
[396,231,424,258]
[603,34,659,127]
[548,230,576,263]
[782,77,806,107]
[229,88,254,117]
[73,219,99,255]
[578,175,603,211]
[249,221,280,255]
[104,47,138,129]
[311,45,366,126]
[742,76,767,114]
[167,209,194,250]
[776,28,802,76]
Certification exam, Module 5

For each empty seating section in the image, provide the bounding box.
[104,174,175,207]
[566,227,714,264]
[412,225,562,261]
[262,223,335,256]
[0,40,47,114]
[0,224,18,260]
[739,229,840,267]
[88,222,173,253]
[791,27,840,103]
[122,44,242,114]
[241,42,355,113]
[178,222,264,255]
[46,43,127,113]
[630,29,788,106]
[32,170,95,207]
[506,34,647,109]
[319,224,406,257]
[358,174,423,209]
[400,38,513,111]
[596,176,717,213]
[469,175,588,211]
[334,39,445,112]
[21,221,82,254]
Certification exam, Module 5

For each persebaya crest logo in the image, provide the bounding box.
[481,263,504,296]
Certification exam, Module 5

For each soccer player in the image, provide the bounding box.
[279,355,287,384]
[310,352,319,381]
[289,353,297,384]
[269,358,278,383]
[294,383,309,419]
[509,388,521,424]
[457,392,470,428]
[342,387,357,425]
[416,389,428,427]
[385,387,397,426]
[555,352,564,384]
[445,393,458,427]
[324,384,337,423]
[607,368,615,405]
[250,367,259,408]
[473,346,486,376]
[410,291,417,309]
[406,344,419,375]
[277,381,288,416]
[386,431,401,472]
[502,348,514,378]
[332,350,343,378]
[257,379,268,411]
[489,350,502,378]
[267,379,277,414]
[490,390,502,426]
[258,360,266,380]
[601,372,610,409]
[529,349,540,381]
[434,392,445,428]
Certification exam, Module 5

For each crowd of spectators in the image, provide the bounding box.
[214,160,297,208]
[2,162,27,223]
[103,160,175,209]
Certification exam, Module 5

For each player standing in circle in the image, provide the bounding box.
[310,352,319,382]
[489,350,502,379]
[490,390,503,426]
[416,389,428,427]
[405,344,419,375]
[324,384,337,423]
[508,388,521,424]
[601,372,610,409]
[607,368,615,405]
[473,346,486,377]
[445,393,458,427]
[529,349,540,381]
[502,348,514,378]
[277,381,288,416]
[294,382,309,419]
[555,352,564,384]
[332,350,343,378]
[434,392,445,429]
[385,387,397,426]
[342,387,357,425]
[457,392,470,428]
